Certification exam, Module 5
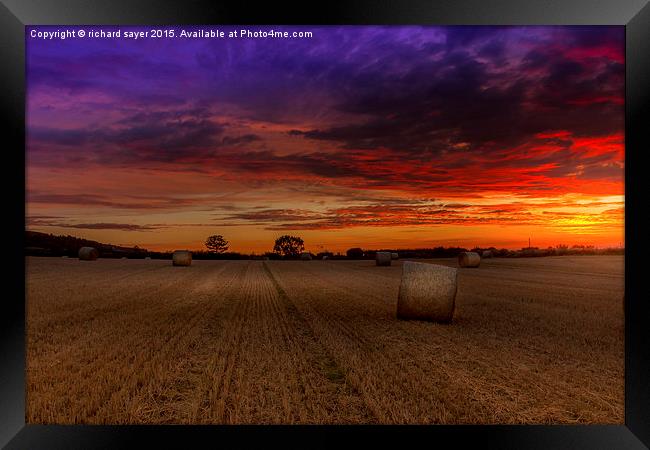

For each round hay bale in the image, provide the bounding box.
[376,251,391,266]
[172,250,192,266]
[391,252,399,260]
[300,252,312,261]
[121,256,128,259]
[78,247,99,261]
[397,261,457,322]
[144,256,151,260]
[61,255,69,258]
[482,250,493,258]
[322,255,329,260]
[458,251,480,268]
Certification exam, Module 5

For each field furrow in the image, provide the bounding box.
[190,261,373,424]
[118,261,251,423]
[27,261,239,423]
[265,258,623,423]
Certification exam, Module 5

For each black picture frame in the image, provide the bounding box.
[2,1,648,448]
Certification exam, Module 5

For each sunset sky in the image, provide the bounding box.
[26,26,624,253]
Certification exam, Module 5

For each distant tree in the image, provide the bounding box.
[555,243,568,255]
[317,251,334,260]
[346,247,364,259]
[205,234,229,253]
[264,251,282,260]
[273,235,304,257]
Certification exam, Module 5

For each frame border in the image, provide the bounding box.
[2,1,648,448]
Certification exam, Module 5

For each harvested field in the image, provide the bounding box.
[26,255,624,424]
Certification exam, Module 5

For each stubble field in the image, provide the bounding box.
[26,255,624,424]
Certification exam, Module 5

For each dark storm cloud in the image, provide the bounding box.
[220,134,261,146]
[28,108,264,166]
[477,39,506,60]
[562,25,624,48]
[27,26,624,198]
[290,28,623,154]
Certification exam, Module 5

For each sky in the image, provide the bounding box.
[26,26,625,253]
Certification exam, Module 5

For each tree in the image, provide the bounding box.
[317,251,334,260]
[346,247,364,259]
[273,235,304,257]
[205,234,229,254]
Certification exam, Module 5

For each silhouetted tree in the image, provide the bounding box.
[346,247,364,259]
[273,235,304,257]
[205,234,229,253]
[264,251,282,260]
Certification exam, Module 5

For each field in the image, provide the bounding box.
[26,255,624,424]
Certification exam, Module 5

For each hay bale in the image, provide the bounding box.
[121,256,128,259]
[144,257,151,260]
[397,261,457,322]
[376,251,391,266]
[61,255,69,259]
[391,252,399,260]
[78,247,98,261]
[458,251,480,268]
[172,250,192,266]
[322,255,329,260]
[482,250,493,258]
[300,252,312,261]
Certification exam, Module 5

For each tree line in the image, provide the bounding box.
[25,230,624,259]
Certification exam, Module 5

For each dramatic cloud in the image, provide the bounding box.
[26,25,624,250]
[26,216,161,231]
[214,199,624,232]
[55,222,160,232]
